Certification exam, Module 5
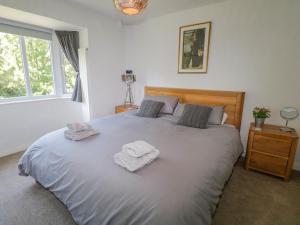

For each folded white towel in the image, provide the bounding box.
[114,148,160,172]
[123,141,155,158]
[64,129,99,141]
[66,122,92,132]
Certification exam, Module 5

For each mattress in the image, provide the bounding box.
[18,111,243,225]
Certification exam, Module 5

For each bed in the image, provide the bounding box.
[18,86,245,225]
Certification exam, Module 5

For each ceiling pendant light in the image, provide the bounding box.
[113,0,148,16]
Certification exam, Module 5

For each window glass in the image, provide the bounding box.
[0,32,26,98]
[0,23,77,101]
[24,37,54,96]
[63,56,76,93]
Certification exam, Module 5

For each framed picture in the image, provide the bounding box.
[178,22,211,74]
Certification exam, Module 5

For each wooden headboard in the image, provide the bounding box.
[144,86,245,129]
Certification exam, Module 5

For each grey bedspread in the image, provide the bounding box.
[18,112,243,225]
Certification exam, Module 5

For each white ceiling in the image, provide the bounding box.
[0,5,81,30]
[64,0,228,24]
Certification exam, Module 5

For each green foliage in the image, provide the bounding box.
[63,56,76,93]
[253,107,271,119]
[25,37,54,96]
[0,32,76,99]
[0,32,26,98]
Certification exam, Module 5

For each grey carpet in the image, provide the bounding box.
[0,152,300,225]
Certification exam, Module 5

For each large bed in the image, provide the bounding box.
[19,86,245,225]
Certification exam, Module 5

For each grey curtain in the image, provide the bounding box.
[55,31,82,102]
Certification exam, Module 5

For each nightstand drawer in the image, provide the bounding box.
[116,108,126,113]
[252,134,291,157]
[249,151,288,176]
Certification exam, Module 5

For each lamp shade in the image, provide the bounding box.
[113,0,148,16]
[122,74,136,83]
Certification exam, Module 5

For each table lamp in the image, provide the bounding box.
[122,70,136,106]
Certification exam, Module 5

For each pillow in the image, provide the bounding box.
[177,104,212,129]
[173,103,185,117]
[136,100,164,118]
[174,103,224,125]
[221,112,228,125]
[208,106,224,125]
[144,95,178,114]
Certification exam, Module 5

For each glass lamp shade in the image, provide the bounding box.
[113,0,148,15]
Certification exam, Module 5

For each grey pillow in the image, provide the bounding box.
[144,95,178,114]
[174,103,224,125]
[177,104,212,129]
[136,100,164,118]
[208,106,224,125]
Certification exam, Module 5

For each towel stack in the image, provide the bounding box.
[64,122,99,141]
[114,141,160,172]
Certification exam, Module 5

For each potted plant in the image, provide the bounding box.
[253,107,271,130]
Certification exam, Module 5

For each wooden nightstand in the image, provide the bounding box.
[115,104,139,114]
[245,123,298,181]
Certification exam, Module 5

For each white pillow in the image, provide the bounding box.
[221,112,228,125]
[173,103,185,117]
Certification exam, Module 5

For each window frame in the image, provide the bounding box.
[0,19,72,104]
[60,49,70,95]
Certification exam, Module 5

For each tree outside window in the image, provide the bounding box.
[24,36,54,96]
[0,32,26,98]
[63,56,76,94]
[0,29,76,100]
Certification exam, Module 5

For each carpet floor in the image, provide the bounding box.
[1,152,300,225]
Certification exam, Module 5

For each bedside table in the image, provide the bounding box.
[245,123,298,181]
[115,104,139,114]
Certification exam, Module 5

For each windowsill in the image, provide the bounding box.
[0,94,72,106]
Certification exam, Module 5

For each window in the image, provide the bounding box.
[62,55,77,94]
[0,32,55,99]
[24,36,54,96]
[0,20,77,101]
[0,32,26,98]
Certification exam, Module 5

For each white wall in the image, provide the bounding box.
[0,0,125,156]
[0,99,83,157]
[124,0,300,169]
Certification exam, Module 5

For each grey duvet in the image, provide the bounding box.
[18,112,243,225]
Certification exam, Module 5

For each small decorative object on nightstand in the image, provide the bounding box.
[252,107,271,131]
[245,123,298,181]
[280,107,298,132]
[115,104,139,114]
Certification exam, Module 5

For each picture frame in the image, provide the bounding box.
[178,22,211,74]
